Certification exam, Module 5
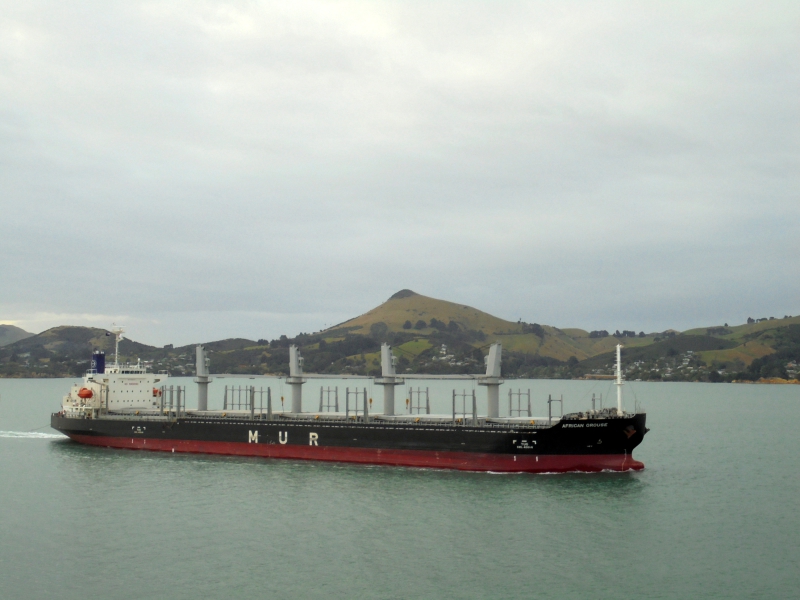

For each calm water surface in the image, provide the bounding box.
[1,377,798,599]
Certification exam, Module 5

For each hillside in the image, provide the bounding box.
[0,324,33,347]
[0,326,157,377]
[0,293,798,382]
[251,294,800,380]
[338,289,523,337]
[323,290,667,365]
[580,318,800,382]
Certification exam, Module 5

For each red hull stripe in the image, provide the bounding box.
[67,434,644,473]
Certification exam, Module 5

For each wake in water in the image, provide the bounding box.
[0,430,67,439]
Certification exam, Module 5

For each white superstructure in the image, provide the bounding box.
[61,326,169,417]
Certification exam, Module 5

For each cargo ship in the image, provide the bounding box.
[51,328,648,473]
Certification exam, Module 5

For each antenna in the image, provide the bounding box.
[111,324,125,368]
[616,344,624,415]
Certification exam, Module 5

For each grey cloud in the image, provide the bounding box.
[1,1,799,345]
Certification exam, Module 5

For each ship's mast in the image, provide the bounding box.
[111,325,125,368]
[195,345,211,411]
[615,343,624,415]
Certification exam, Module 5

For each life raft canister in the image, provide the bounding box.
[77,388,93,399]
[152,388,162,397]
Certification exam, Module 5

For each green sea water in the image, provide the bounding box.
[1,377,798,599]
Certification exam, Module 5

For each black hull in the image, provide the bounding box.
[51,413,647,473]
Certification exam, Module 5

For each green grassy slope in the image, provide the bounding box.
[331,290,592,361]
[337,289,523,336]
[681,316,800,367]
[581,335,740,370]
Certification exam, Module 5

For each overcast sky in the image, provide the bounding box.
[1,1,798,346]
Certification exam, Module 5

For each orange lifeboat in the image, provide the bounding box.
[77,388,93,399]
[152,388,162,397]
